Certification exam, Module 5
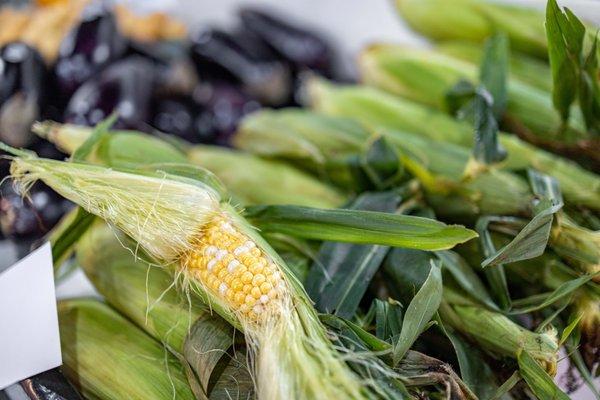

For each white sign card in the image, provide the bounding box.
[0,243,61,390]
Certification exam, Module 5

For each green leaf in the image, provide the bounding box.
[183,315,245,398]
[436,250,498,311]
[445,79,476,115]
[392,260,443,364]
[446,78,508,164]
[375,299,404,343]
[480,33,509,119]
[383,248,435,305]
[476,217,511,309]
[48,207,96,271]
[481,171,563,268]
[437,317,505,400]
[579,35,600,135]
[0,141,35,158]
[529,169,564,208]
[245,205,477,251]
[320,315,411,400]
[509,273,597,314]
[358,136,405,190]
[560,313,583,346]
[481,205,560,267]
[305,191,398,318]
[470,87,507,165]
[490,371,521,400]
[546,0,586,122]
[71,112,117,161]
[517,350,570,400]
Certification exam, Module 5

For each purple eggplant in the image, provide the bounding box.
[0,179,71,241]
[0,42,48,147]
[239,8,334,75]
[64,56,155,130]
[192,81,260,145]
[189,28,291,105]
[151,82,260,145]
[54,3,127,98]
[150,95,210,143]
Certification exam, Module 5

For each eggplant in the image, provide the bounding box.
[127,41,199,97]
[54,3,127,98]
[192,81,260,145]
[150,95,211,143]
[64,56,155,130]
[189,28,291,105]
[20,369,83,400]
[239,8,334,75]
[0,42,48,147]
[0,178,71,243]
[151,81,260,145]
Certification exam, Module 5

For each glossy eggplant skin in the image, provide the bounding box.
[239,8,334,75]
[54,3,127,98]
[20,369,83,400]
[64,56,155,130]
[0,179,71,241]
[0,43,47,106]
[189,28,291,105]
[0,43,48,147]
[151,82,260,145]
[192,81,261,145]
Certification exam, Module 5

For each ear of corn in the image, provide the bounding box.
[440,302,559,375]
[58,299,196,400]
[36,121,345,209]
[236,108,532,218]
[394,0,548,58]
[306,78,600,212]
[187,145,345,208]
[437,41,553,92]
[359,44,589,143]
[33,121,189,167]
[9,154,370,400]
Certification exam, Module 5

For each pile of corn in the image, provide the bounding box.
[1,1,599,399]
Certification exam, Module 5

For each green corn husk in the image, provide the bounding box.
[35,121,344,209]
[437,41,553,92]
[550,214,600,279]
[394,0,548,58]
[76,223,206,353]
[187,145,344,208]
[359,44,589,144]
[440,300,559,375]
[59,298,196,400]
[236,108,532,219]
[33,121,189,167]
[306,79,600,212]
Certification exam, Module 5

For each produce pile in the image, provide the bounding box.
[0,0,339,257]
[1,0,599,399]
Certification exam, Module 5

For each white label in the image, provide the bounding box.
[0,243,61,390]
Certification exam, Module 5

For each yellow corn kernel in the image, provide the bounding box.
[184,214,285,322]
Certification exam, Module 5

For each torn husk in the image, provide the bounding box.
[9,154,369,400]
